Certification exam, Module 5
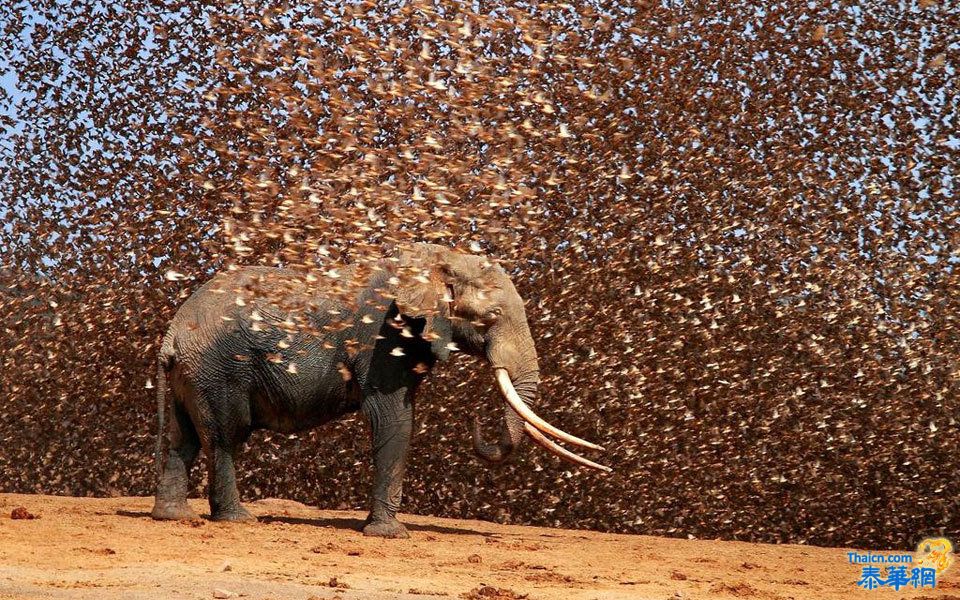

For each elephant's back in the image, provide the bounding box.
[162,267,303,366]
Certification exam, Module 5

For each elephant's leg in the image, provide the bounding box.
[207,444,254,522]
[204,387,255,523]
[152,401,201,520]
[361,392,414,538]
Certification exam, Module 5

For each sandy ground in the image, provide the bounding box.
[0,494,954,600]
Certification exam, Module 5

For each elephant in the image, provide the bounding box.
[150,243,608,538]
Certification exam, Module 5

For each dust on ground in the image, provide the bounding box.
[0,494,953,600]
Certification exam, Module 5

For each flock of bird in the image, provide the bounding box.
[0,0,956,549]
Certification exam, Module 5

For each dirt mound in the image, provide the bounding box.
[0,494,947,600]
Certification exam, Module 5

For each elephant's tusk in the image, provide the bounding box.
[524,423,612,473]
[494,368,605,452]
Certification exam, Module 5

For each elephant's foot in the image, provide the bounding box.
[151,501,199,521]
[210,505,256,523]
[362,516,410,539]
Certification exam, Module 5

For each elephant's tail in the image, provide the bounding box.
[155,335,175,478]
[155,355,167,478]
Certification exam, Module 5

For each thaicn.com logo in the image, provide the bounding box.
[850,537,954,591]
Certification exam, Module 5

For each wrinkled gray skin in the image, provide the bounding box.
[151,244,539,538]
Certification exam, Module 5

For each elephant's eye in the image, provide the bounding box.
[483,307,503,321]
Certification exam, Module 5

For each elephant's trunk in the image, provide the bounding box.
[472,329,540,463]
[472,320,610,471]
[471,368,537,463]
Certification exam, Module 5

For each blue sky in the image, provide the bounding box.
[1,1,955,272]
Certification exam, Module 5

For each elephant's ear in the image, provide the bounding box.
[391,245,455,359]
